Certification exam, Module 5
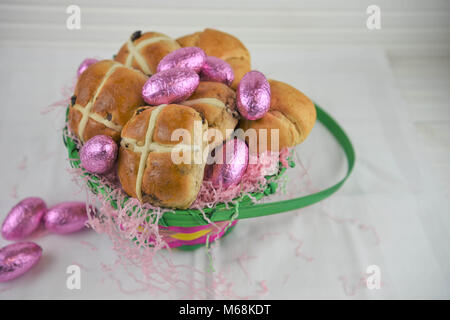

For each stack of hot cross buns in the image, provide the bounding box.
[68,28,316,209]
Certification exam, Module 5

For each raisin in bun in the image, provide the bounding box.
[68,60,148,143]
[177,28,250,89]
[238,80,316,154]
[115,31,180,76]
[181,81,238,149]
[118,104,208,209]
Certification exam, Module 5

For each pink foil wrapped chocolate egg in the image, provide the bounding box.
[80,135,118,174]
[44,202,89,234]
[0,242,42,282]
[142,68,200,105]
[77,58,99,77]
[205,139,249,188]
[200,56,234,86]
[236,70,271,120]
[1,197,47,240]
[157,47,206,73]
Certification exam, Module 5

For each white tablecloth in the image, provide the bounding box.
[0,45,448,299]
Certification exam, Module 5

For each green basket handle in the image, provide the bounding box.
[161,103,356,226]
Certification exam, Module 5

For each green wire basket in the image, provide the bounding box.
[63,103,355,249]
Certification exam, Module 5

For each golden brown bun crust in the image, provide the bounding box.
[118,104,208,209]
[68,60,148,143]
[115,31,180,75]
[182,81,238,147]
[238,80,316,154]
[177,28,251,89]
[117,147,140,198]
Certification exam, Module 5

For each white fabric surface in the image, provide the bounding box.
[0,45,448,299]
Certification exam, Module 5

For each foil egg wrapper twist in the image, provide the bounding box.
[0,242,42,282]
[205,139,249,188]
[77,58,99,78]
[200,56,234,86]
[157,47,206,73]
[44,202,89,234]
[1,197,47,240]
[237,70,271,120]
[80,135,118,174]
[142,68,200,105]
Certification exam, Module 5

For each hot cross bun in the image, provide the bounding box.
[115,31,181,76]
[238,79,317,154]
[68,60,148,143]
[181,81,239,149]
[117,104,208,209]
[177,28,251,89]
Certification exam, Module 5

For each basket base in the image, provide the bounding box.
[175,224,237,251]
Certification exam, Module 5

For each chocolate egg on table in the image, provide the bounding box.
[157,47,206,73]
[44,202,89,234]
[200,56,234,86]
[142,68,200,105]
[80,135,118,174]
[76,58,98,77]
[205,139,249,188]
[237,70,271,120]
[0,242,42,282]
[1,197,47,240]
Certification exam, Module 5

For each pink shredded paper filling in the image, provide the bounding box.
[67,135,290,251]
[56,81,293,298]
[192,149,290,209]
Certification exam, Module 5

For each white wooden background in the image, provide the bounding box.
[0,0,448,114]
[0,0,448,55]
[0,0,449,299]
